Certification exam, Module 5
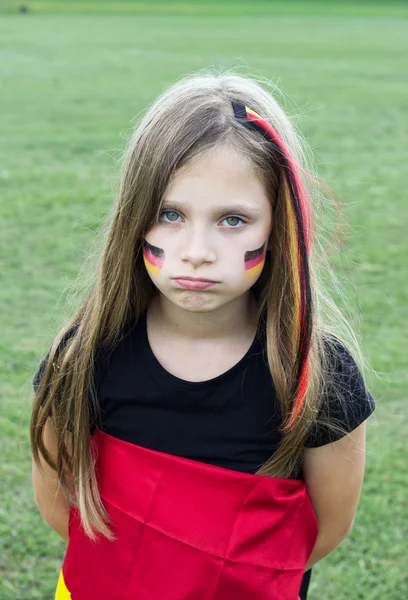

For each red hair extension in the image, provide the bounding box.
[280,173,311,432]
[232,101,313,430]
[244,106,313,253]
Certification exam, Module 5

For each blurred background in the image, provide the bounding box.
[1,1,407,598]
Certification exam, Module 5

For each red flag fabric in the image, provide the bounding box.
[56,429,318,599]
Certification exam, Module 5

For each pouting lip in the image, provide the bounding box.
[172,276,218,283]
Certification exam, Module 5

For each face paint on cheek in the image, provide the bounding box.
[244,243,266,276]
[143,240,165,275]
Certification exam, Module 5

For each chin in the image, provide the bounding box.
[177,297,220,312]
[161,290,221,312]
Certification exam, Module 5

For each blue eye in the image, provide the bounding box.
[159,210,246,228]
[160,210,181,223]
[221,216,245,228]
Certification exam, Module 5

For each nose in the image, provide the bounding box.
[180,227,216,267]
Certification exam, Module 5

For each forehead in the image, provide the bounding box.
[163,146,270,211]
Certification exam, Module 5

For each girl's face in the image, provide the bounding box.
[143,145,273,313]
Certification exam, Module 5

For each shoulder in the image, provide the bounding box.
[32,326,79,393]
[32,319,137,393]
[322,333,361,372]
[321,334,373,399]
[304,334,376,448]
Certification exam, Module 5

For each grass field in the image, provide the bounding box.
[1,1,407,598]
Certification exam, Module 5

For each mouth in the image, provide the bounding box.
[172,277,218,290]
[172,276,218,283]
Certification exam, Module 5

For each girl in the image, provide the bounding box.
[31,70,375,600]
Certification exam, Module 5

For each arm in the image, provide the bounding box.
[32,418,74,542]
[303,421,367,570]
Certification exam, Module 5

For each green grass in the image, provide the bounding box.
[1,2,407,598]
[3,0,408,17]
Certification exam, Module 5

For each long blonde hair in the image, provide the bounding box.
[31,68,372,540]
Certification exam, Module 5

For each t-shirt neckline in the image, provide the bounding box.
[140,311,263,390]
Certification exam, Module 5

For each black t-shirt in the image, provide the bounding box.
[32,312,375,477]
[32,314,375,595]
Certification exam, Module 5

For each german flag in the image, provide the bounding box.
[244,244,266,276]
[143,241,164,275]
[56,430,317,599]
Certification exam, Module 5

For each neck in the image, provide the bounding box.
[148,292,259,342]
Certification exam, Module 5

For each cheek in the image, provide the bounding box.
[244,243,266,277]
[143,240,165,275]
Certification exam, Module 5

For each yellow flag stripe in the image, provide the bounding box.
[55,570,71,600]
[245,261,265,277]
[143,256,161,275]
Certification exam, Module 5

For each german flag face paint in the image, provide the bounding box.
[143,240,164,275]
[244,243,266,276]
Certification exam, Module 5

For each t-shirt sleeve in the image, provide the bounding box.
[32,328,107,433]
[304,335,376,448]
[32,326,78,394]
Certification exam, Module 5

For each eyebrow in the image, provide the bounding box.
[161,200,262,216]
